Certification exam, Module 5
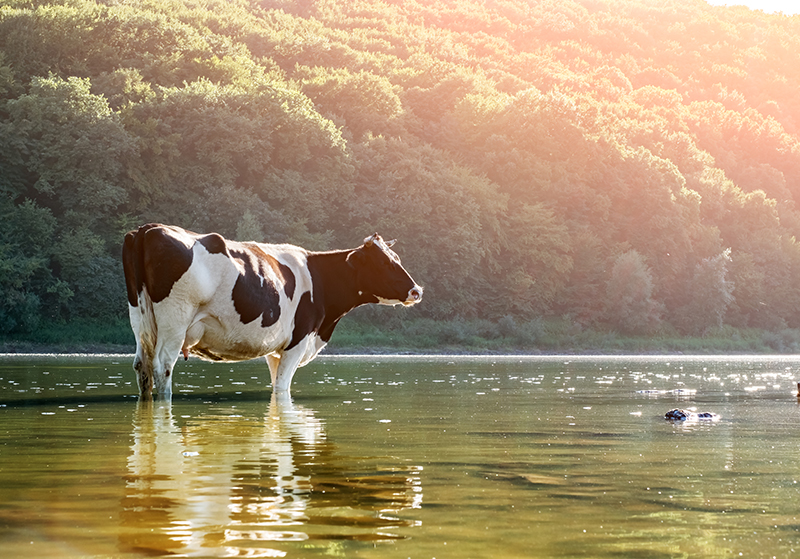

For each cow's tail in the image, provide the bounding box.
[124,226,158,397]
[137,287,158,397]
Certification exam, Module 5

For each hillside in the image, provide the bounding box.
[1,0,800,344]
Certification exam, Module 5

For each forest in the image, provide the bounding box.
[2,0,800,351]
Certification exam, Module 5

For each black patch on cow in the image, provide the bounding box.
[285,250,366,351]
[284,240,420,351]
[243,243,297,300]
[277,260,295,299]
[142,226,194,303]
[287,290,322,349]
[198,232,227,255]
[230,248,282,328]
[122,224,193,305]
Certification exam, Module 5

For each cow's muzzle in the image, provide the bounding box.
[404,285,423,306]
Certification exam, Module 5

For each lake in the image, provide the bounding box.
[2,354,800,558]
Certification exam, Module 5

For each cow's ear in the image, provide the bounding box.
[363,233,380,247]
[385,239,396,247]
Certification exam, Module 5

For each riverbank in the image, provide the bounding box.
[2,317,800,355]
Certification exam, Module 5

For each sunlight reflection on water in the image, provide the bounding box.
[2,354,800,557]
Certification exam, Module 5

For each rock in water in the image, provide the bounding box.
[664,408,719,421]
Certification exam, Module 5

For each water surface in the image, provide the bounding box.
[2,354,800,558]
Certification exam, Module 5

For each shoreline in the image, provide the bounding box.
[0,342,797,358]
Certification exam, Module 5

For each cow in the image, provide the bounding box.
[122,224,423,397]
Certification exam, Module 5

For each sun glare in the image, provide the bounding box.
[707,0,800,14]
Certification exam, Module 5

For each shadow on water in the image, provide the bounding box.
[0,388,348,409]
[118,392,423,557]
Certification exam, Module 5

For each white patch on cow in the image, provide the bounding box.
[376,296,405,306]
[181,243,312,362]
[294,333,328,369]
[378,286,423,307]
[269,245,314,302]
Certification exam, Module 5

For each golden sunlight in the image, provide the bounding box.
[707,0,800,14]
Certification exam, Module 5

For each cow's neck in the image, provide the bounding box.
[306,250,371,340]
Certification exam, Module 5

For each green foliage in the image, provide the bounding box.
[0,317,133,350]
[348,135,501,316]
[674,249,735,335]
[0,196,69,333]
[122,77,350,243]
[2,0,800,346]
[325,317,791,355]
[606,250,662,335]
[0,75,132,213]
[298,66,403,139]
[482,202,573,317]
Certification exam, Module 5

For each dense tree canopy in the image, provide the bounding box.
[1,0,800,338]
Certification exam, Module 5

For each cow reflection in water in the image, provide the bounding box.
[121,395,422,556]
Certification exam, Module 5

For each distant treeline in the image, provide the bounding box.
[1,0,800,341]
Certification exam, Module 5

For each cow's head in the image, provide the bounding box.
[347,233,423,306]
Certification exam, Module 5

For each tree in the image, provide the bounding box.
[2,0,800,337]
[298,66,403,140]
[0,197,70,333]
[348,135,504,317]
[674,249,734,334]
[0,74,132,219]
[481,202,574,317]
[122,78,352,244]
[605,250,662,334]
[0,74,133,326]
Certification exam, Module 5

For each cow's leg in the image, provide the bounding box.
[129,305,143,371]
[273,334,328,392]
[271,343,309,393]
[150,304,194,397]
[266,354,280,387]
[128,305,146,392]
[152,336,182,397]
[129,303,158,397]
[152,322,187,397]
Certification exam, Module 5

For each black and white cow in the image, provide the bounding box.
[122,224,423,396]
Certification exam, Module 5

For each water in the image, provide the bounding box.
[2,354,800,558]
